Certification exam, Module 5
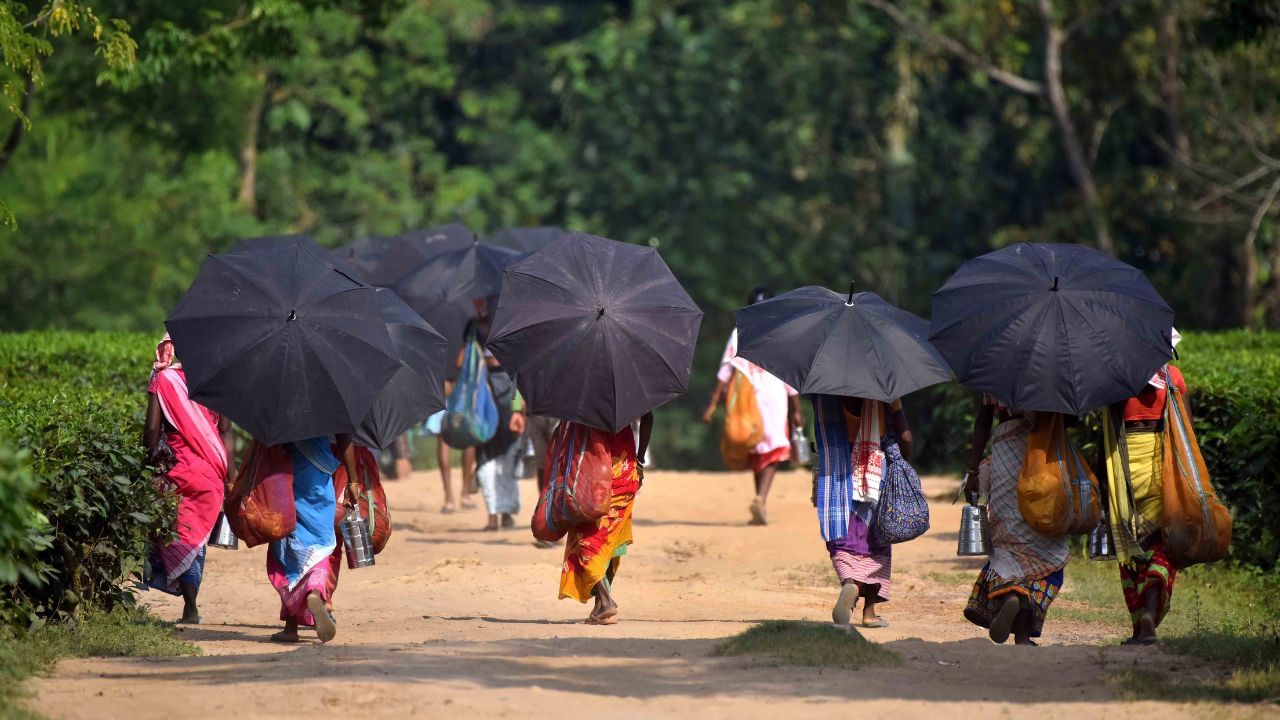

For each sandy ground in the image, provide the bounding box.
[27,468,1278,720]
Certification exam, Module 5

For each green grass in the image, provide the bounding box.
[0,606,200,719]
[1060,557,1280,704]
[713,620,902,669]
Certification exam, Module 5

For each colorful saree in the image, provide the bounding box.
[147,367,227,595]
[963,416,1069,638]
[267,437,340,625]
[559,425,640,602]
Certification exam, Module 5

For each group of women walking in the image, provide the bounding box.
[144,236,1205,649]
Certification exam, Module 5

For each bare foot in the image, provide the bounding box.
[176,613,202,625]
[501,513,515,529]
[270,628,300,643]
[748,497,766,526]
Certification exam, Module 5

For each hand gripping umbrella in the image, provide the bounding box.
[929,242,1175,415]
[486,232,703,432]
[166,235,403,445]
[734,284,952,400]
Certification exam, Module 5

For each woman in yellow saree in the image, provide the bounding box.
[560,413,653,625]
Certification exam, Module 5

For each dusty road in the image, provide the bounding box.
[27,468,1274,719]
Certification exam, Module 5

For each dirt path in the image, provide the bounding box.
[28,469,1275,719]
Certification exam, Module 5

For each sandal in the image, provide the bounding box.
[307,593,337,643]
[861,617,889,629]
[832,583,859,626]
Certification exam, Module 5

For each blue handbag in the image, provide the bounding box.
[438,336,499,448]
[871,428,930,545]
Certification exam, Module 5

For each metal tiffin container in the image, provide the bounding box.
[209,512,239,550]
[791,426,812,466]
[1087,518,1116,560]
[956,487,992,557]
[340,504,376,569]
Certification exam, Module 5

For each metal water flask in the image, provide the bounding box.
[209,512,239,550]
[340,505,376,569]
[957,487,992,557]
[1088,519,1116,560]
[791,427,812,466]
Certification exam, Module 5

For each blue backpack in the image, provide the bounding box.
[439,337,499,448]
[871,429,930,545]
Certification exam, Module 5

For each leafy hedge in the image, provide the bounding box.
[0,332,173,628]
[904,330,1280,570]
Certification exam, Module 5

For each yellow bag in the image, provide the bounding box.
[720,369,763,471]
[1019,414,1101,537]
[1160,371,1232,568]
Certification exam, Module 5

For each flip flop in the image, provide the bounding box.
[988,596,1020,645]
[861,617,889,629]
[440,505,457,515]
[832,583,859,626]
[176,615,203,625]
[584,615,619,625]
[307,594,337,643]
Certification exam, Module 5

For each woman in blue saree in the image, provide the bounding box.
[268,434,360,643]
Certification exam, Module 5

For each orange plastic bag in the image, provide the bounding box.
[720,370,763,471]
[1160,372,1232,568]
[1019,414,1101,537]
[224,441,296,548]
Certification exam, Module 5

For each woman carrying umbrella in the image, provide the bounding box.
[962,398,1070,646]
[703,287,803,526]
[1104,353,1186,646]
[485,232,702,624]
[461,296,527,531]
[143,334,234,624]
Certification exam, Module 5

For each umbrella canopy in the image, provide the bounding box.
[396,241,524,305]
[166,235,403,445]
[331,235,405,287]
[354,288,449,449]
[734,285,952,400]
[929,242,1175,415]
[489,226,568,255]
[486,232,703,433]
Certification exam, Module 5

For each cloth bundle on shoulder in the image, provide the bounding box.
[439,337,499,448]
[720,369,763,470]
[224,441,296,547]
[1018,413,1101,537]
[871,428,929,545]
[332,445,392,554]
[532,422,614,542]
[1160,369,1232,567]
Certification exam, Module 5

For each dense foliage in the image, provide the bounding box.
[0,332,172,627]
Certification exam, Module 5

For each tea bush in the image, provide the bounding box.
[0,332,172,627]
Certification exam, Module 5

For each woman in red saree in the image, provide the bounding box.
[560,413,653,625]
[143,334,233,624]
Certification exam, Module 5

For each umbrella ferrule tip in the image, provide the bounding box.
[287,309,297,321]
[597,307,606,318]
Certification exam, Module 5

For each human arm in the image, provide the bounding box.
[889,399,913,462]
[637,413,654,464]
[702,380,728,424]
[336,433,360,505]
[509,391,526,433]
[790,394,804,430]
[219,416,235,487]
[964,400,995,497]
[143,394,163,457]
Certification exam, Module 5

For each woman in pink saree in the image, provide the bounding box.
[143,334,233,623]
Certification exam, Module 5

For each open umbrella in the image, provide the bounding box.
[929,242,1175,415]
[331,235,404,287]
[734,284,952,400]
[486,232,703,432]
[489,226,568,255]
[354,288,449,449]
[166,235,403,445]
[396,241,523,305]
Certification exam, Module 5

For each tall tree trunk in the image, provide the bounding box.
[883,41,917,303]
[0,73,36,178]
[1037,0,1115,256]
[1159,0,1190,160]
[237,71,268,215]
[1242,175,1280,328]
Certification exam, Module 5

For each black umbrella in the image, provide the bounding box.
[331,235,404,287]
[166,235,403,445]
[929,242,1175,415]
[354,288,449,449]
[734,285,952,400]
[396,241,523,305]
[489,226,568,255]
[486,232,703,432]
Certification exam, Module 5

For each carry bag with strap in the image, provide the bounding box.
[720,369,763,471]
[532,422,614,542]
[1160,368,1232,567]
[439,334,499,448]
[871,426,930,545]
[1019,414,1102,537]
[332,445,392,554]
[223,441,296,547]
